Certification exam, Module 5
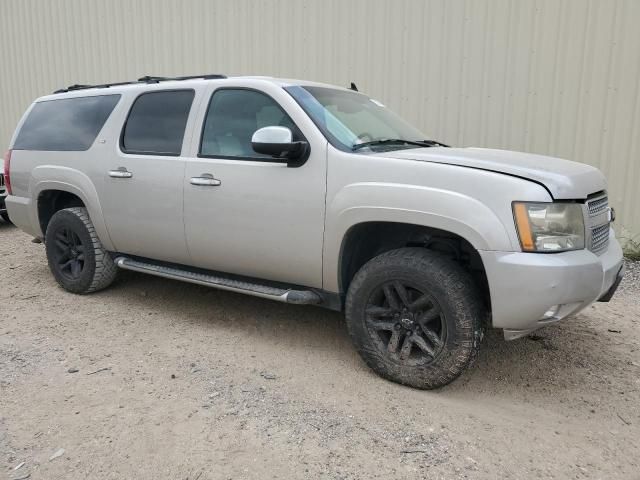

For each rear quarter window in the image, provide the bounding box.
[13,94,121,151]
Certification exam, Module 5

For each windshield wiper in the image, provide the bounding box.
[351,138,447,151]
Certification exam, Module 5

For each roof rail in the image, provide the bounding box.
[138,74,227,83]
[53,74,227,94]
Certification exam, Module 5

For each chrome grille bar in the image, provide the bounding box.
[587,195,608,216]
[586,193,610,254]
[590,223,610,253]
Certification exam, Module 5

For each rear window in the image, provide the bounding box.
[13,95,120,151]
[121,90,194,156]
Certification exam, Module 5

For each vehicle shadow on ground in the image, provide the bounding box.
[104,270,625,395]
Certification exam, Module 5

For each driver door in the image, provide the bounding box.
[182,85,326,288]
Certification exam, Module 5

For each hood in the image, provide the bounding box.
[378,147,606,199]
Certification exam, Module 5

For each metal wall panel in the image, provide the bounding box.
[1,0,639,240]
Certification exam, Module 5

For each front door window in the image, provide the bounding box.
[199,89,301,160]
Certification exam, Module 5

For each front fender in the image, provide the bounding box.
[31,166,114,250]
[322,182,515,292]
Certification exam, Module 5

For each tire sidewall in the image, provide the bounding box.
[45,209,97,294]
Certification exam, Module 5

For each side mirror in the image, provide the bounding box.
[251,126,308,164]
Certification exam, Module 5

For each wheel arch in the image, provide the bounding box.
[37,189,85,235]
[332,220,492,316]
[31,167,114,250]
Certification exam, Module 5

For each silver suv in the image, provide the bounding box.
[4,75,625,389]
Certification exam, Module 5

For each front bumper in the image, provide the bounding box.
[479,232,625,340]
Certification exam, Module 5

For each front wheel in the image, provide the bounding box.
[345,248,485,389]
[45,207,118,294]
[1,212,11,224]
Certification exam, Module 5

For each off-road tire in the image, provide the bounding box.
[345,247,485,389]
[1,212,11,224]
[45,207,117,294]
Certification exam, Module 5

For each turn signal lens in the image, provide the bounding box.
[513,203,535,251]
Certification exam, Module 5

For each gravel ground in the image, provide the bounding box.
[1,220,639,479]
[618,258,640,296]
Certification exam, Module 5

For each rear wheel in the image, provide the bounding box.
[45,207,117,294]
[345,247,485,389]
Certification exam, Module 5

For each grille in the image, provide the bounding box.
[591,223,610,253]
[587,195,608,216]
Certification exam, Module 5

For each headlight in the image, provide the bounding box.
[513,202,585,252]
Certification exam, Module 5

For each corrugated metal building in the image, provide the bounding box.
[1,0,639,244]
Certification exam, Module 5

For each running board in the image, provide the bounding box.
[114,257,321,305]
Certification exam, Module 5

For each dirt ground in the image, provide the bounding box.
[1,220,639,480]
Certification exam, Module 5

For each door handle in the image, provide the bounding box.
[109,167,133,179]
[190,174,221,187]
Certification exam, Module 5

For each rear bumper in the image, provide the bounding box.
[5,195,40,236]
[480,232,624,339]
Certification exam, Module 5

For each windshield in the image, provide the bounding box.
[285,86,433,152]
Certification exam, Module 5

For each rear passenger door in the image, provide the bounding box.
[99,89,196,264]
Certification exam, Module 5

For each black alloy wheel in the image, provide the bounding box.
[50,227,86,280]
[365,281,446,366]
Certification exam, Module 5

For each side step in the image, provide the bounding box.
[114,257,321,305]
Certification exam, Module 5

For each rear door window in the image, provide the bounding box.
[13,94,121,151]
[121,90,195,156]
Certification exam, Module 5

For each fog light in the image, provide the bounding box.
[541,305,561,320]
